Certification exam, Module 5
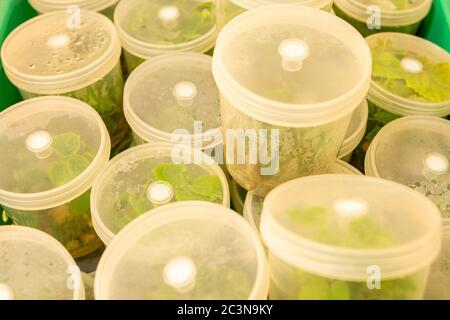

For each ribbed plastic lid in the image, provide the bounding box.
[213,6,371,126]
[0,226,84,300]
[1,10,121,94]
[114,0,216,58]
[29,0,118,13]
[95,202,269,299]
[124,53,221,147]
[91,144,230,245]
[367,33,450,117]
[261,175,441,280]
[365,116,450,219]
[339,99,368,158]
[0,96,110,210]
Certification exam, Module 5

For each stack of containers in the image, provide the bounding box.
[28,0,119,19]
[365,116,450,299]
[212,6,372,196]
[114,0,217,73]
[0,97,111,258]
[0,226,85,300]
[0,10,128,149]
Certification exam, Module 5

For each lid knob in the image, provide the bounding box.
[333,198,368,218]
[0,283,14,300]
[278,39,310,72]
[400,57,423,74]
[47,34,70,49]
[173,81,198,107]
[158,5,180,28]
[146,181,174,205]
[25,130,53,159]
[423,153,448,176]
[163,256,197,293]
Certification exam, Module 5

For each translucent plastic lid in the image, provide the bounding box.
[29,0,119,13]
[261,175,442,280]
[213,6,371,126]
[0,97,110,210]
[365,116,450,219]
[230,0,332,9]
[114,0,216,58]
[124,53,221,147]
[367,33,450,117]
[1,10,121,94]
[334,0,432,26]
[245,160,362,233]
[95,202,269,299]
[0,226,84,300]
[91,144,230,245]
[339,99,368,158]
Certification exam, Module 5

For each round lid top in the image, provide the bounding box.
[212,6,371,127]
[124,53,221,147]
[0,226,84,300]
[95,202,269,299]
[114,0,216,58]
[0,96,110,211]
[1,10,121,94]
[245,160,362,232]
[28,0,119,13]
[365,116,450,219]
[260,174,441,280]
[230,0,333,10]
[340,99,368,158]
[367,33,450,117]
[91,143,230,245]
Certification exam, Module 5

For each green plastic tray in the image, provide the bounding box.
[420,0,450,52]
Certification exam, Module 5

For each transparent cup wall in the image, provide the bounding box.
[222,98,352,196]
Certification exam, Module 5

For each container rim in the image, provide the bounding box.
[0,225,85,300]
[123,53,222,149]
[212,5,372,127]
[260,174,442,281]
[114,0,217,59]
[91,143,230,245]
[0,96,111,210]
[229,0,333,10]
[339,99,368,159]
[28,0,119,13]
[1,11,122,94]
[94,201,269,299]
[334,0,432,26]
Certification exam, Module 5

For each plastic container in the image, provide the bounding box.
[365,116,450,219]
[244,160,362,235]
[0,226,84,300]
[95,202,269,299]
[261,175,442,300]
[0,96,111,258]
[333,0,432,37]
[114,0,217,74]
[28,0,119,19]
[1,10,127,148]
[91,143,230,245]
[230,179,247,215]
[124,53,221,150]
[212,6,372,197]
[216,0,334,31]
[339,99,368,162]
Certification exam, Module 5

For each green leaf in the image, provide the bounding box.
[47,160,69,186]
[153,163,189,187]
[52,132,81,157]
[288,205,330,228]
[405,62,450,103]
[347,216,396,248]
[189,175,222,201]
[68,191,90,216]
[66,154,90,179]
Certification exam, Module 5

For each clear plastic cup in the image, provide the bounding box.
[1,11,127,148]
[244,160,362,235]
[0,226,84,300]
[230,179,247,215]
[91,143,230,245]
[114,0,217,74]
[0,96,111,258]
[28,0,119,19]
[216,0,334,31]
[261,175,442,300]
[361,33,450,152]
[339,99,368,162]
[94,202,269,299]
[333,0,432,37]
[124,53,222,150]
[213,6,372,197]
